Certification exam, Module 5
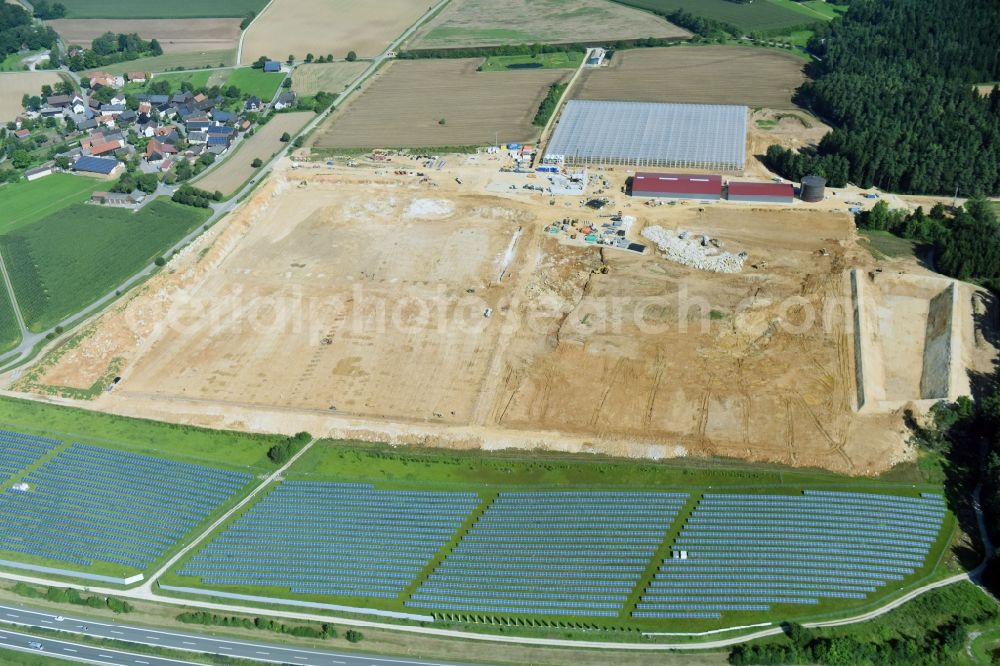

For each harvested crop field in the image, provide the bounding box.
[48,19,241,54]
[292,62,368,96]
[0,71,63,121]
[574,46,807,109]
[410,0,690,49]
[195,112,312,195]
[314,60,569,149]
[241,0,428,64]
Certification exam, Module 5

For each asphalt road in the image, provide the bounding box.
[0,603,484,666]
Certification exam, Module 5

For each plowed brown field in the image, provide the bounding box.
[575,46,807,108]
[313,59,569,149]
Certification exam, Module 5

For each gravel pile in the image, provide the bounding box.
[641,226,747,273]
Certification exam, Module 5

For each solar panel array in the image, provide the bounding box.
[545,100,748,170]
[633,490,946,619]
[0,443,251,569]
[178,482,481,599]
[407,491,688,617]
[0,430,59,482]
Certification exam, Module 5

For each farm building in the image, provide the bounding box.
[727,181,794,204]
[24,165,53,181]
[263,60,281,73]
[545,100,747,170]
[631,172,722,200]
[73,155,123,177]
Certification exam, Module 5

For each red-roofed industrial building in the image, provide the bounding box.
[631,172,722,200]
[727,181,794,204]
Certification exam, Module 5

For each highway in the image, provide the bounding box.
[0,603,484,666]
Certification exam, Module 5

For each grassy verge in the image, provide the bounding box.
[0,395,284,471]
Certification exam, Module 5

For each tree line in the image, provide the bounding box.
[66,31,162,71]
[769,0,1000,196]
[856,199,1000,291]
[0,3,58,56]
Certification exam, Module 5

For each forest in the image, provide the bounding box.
[770,0,1000,196]
[0,4,58,56]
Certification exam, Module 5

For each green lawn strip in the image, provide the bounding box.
[58,0,268,19]
[226,68,285,100]
[608,0,817,33]
[858,229,918,260]
[0,626,292,666]
[85,50,237,76]
[0,646,82,666]
[398,490,497,603]
[0,198,210,332]
[622,493,700,621]
[479,51,584,72]
[0,395,283,471]
[0,175,105,236]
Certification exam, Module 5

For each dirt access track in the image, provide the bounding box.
[20,156,984,476]
[48,18,241,55]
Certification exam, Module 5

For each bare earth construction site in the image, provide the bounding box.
[21,159,981,476]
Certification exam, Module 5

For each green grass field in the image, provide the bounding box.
[0,198,210,332]
[479,51,584,72]
[859,229,918,260]
[0,280,21,355]
[58,0,268,19]
[0,175,105,236]
[611,0,820,32]
[226,67,285,100]
[86,51,236,76]
[160,437,956,635]
[0,396,283,472]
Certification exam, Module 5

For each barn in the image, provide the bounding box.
[544,100,747,171]
[727,181,794,204]
[630,172,722,200]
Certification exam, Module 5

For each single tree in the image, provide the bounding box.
[345,51,357,62]
[251,157,263,168]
